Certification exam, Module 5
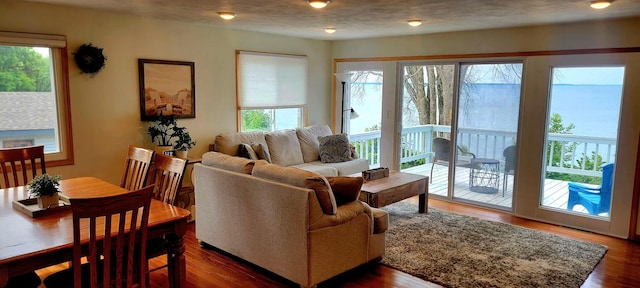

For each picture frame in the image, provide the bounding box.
[138,59,195,120]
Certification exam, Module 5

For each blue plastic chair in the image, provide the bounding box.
[567,163,614,215]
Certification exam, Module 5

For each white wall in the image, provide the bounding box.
[1,0,332,184]
[330,17,640,237]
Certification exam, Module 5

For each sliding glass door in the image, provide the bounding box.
[399,61,522,210]
[453,63,522,209]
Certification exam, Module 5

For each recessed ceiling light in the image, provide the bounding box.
[408,20,422,27]
[217,12,236,20]
[308,0,330,9]
[590,0,613,9]
[325,27,336,33]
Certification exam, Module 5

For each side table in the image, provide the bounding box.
[176,157,201,222]
[469,158,500,195]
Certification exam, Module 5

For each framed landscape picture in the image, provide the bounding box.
[138,59,195,120]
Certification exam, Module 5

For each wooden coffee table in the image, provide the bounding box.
[355,171,429,213]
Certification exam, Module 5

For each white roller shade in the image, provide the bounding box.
[0,31,66,48]
[238,51,307,108]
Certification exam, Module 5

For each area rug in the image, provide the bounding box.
[380,202,607,288]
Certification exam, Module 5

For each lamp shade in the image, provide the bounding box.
[334,72,354,83]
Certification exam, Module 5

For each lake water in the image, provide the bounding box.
[350,83,622,139]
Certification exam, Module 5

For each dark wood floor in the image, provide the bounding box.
[37,197,640,287]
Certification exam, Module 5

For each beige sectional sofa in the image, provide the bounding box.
[211,124,370,176]
[194,152,388,288]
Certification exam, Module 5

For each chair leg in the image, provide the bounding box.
[430,162,435,183]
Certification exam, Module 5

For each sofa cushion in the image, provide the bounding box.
[318,134,353,163]
[202,152,256,174]
[250,142,272,163]
[326,176,364,206]
[265,129,304,166]
[307,159,369,176]
[252,164,337,215]
[296,124,333,163]
[238,143,258,160]
[290,163,338,177]
[215,131,268,157]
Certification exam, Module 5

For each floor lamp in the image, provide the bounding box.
[335,73,357,133]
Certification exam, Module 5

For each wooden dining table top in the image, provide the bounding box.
[0,176,191,264]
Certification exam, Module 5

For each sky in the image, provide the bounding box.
[552,67,625,85]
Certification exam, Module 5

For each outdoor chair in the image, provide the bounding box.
[430,137,476,183]
[567,163,614,216]
[502,145,516,196]
[120,145,154,191]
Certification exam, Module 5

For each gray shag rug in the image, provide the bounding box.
[380,202,607,288]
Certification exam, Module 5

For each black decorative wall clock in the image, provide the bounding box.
[74,43,106,77]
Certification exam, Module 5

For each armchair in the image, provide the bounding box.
[567,163,614,216]
[430,137,476,183]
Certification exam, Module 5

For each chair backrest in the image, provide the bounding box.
[147,154,187,205]
[600,163,615,210]
[0,145,46,188]
[120,146,154,191]
[70,185,154,288]
[433,137,451,162]
[503,145,517,173]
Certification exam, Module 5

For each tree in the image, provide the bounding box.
[242,110,272,131]
[0,46,51,92]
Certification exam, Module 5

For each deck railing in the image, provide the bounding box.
[350,125,616,177]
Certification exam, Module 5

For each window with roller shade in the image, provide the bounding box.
[236,51,307,132]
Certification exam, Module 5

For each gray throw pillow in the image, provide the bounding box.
[318,134,353,163]
[250,142,272,163]
[238,143,258,160]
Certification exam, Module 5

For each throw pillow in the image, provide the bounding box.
[265,129,304,166]
[326,176,364,206]
[250,142,272,163]
[296,124,333,162]
[350,144,359,159]
[317,134,353,163]
[238,143,258,160]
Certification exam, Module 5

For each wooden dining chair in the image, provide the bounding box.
[0,145,45,287]
[147,153,187,205]
[0,145,46,189]
[43,185,154,288]
[120,146,154,191]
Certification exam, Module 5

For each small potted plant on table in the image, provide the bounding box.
[28,174,61,209]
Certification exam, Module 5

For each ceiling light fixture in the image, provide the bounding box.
[408,20,422,27]
[217,12,236,20]
[590,0,613,9]
[308,0,330,9]
[324,27,336,33]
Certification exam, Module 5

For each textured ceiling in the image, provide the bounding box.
[22,0,640,40]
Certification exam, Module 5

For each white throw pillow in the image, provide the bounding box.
[265,129,304,166]
[296,124,333,163]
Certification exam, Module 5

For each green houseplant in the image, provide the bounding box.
[28,174,61,209]
[147,115,179,154]
[173,128,196,158]
[147,115,195,156]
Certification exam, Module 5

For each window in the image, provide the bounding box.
[0,31,73,166]
[236,51,307,132]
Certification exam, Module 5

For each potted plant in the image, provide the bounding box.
[147,115,178,154]
[28,174,61,209]
[173,127,196,158]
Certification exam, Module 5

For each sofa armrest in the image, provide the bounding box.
[309,201,367,230]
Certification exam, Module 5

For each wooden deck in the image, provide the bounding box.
[402,163,595,215]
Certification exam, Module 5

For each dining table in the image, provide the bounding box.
[0,177,191,288]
